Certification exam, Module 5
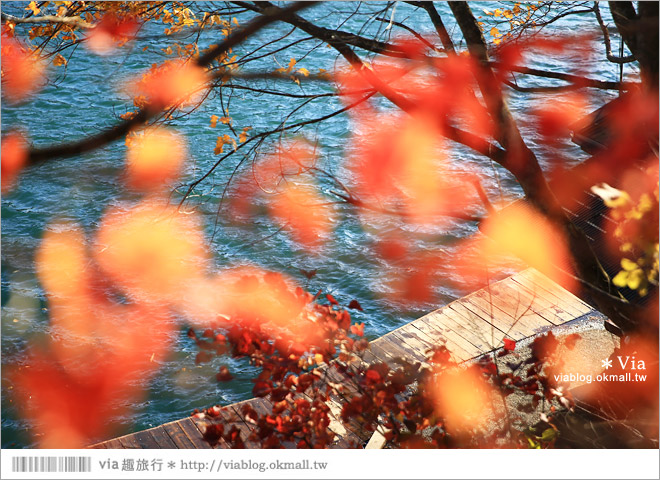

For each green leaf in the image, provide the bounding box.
[541,427,557,442]
[527,437,541,449]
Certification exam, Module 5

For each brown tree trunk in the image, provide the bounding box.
[447,2,644,333]
[609,1,659,89]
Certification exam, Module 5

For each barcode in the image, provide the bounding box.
[11,456,92,473]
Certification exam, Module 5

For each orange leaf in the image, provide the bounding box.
[430,365,498,434]
[1,130,28,192]
[269,183,335,251]
[86,13,139,55]
[350,322,364,337]
[1,38,45,103]
[127,60,207,110]
[95,200,208,302]
[124,127,186,191]
[456,203,577,293]
[52,54,67,67]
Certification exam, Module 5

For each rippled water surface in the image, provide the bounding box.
[1,2,624,448]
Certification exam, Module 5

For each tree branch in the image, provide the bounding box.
[503,79,620,93]
[1,12,94,29]
[593,3,636,64]
[245,1,510,168]
[24,1,317,166]
[233,1,411,58]
[493,63,624,90]
[374,16,441,52]
[406,1,456,54]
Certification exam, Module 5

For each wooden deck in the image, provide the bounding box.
[90,267,598,449]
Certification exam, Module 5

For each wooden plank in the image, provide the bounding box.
[93,267,598,450]
[132,429,161,449]
[408,317,476,360]
[387,322,460,360]
[162,421,196,449]
[190,415,230,449]
[292,387,362,449]
[427,306,503,352]
[472,280,557,327]
[492,276,577,325]
[423,307,500,351]
[319,363,383,446]
[410,314,483,360]
[513,269,593,316]
[512,270,587,313]
[325,399,363,448]
[322,363,361,397]
[227,401,264,449]
[118,433,143,449]
[466,287,554,337]
[215,405,253,448]
[368,335,417,369]
[148,426,180,449]
[458,295,530,340]
[100,438,124,449]
[446,302,508,348]
[324,395,369,447]
[178,417,213,449]
[382,331,431,365]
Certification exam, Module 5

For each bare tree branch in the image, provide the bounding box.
[406,1,456,54]
[593,2,636,64]
[1,12,94,29]
[24,1,318,166]
[234,1,411,58]
[493,63,625,90]
[373,16,442,52]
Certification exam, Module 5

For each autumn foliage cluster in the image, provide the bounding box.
[1,2,658,449]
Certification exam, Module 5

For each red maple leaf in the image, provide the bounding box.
[503,338,516,352]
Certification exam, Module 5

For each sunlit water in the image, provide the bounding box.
[1,2,624,448]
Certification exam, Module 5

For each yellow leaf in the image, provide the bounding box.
[612,270,628,288]
[214,136,225,155]
[621,258,638,271]
[238,127,251,143]
[297,67,309,77]
[627,269,644,290]
[232,17,239,26]
[213,135,236,155]
[638,193,653,213]
[490,27,500,37]
[53,54,67,67]
[210,115,219,128]
[26,1,40,15]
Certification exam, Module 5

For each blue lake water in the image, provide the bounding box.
[1,2,624,448]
